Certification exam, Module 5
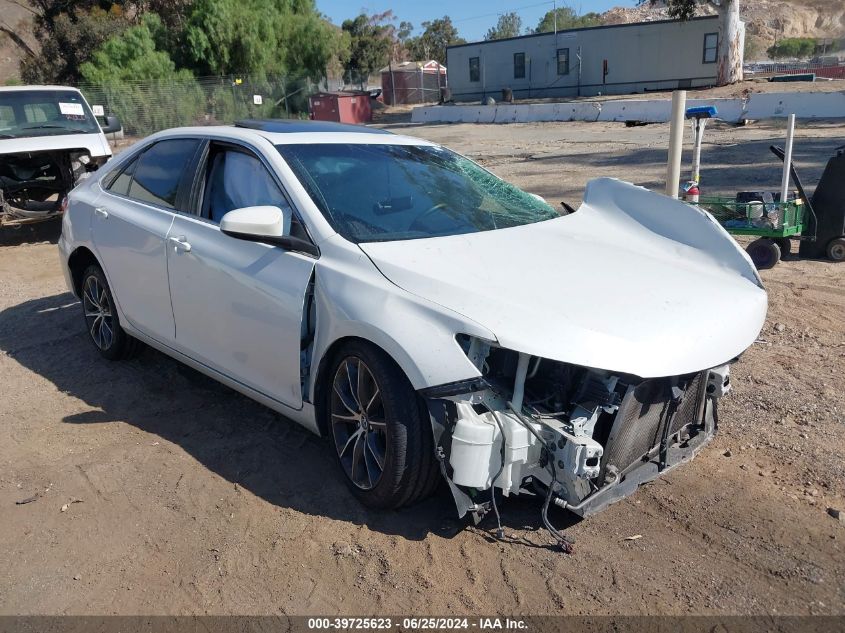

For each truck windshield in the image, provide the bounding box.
[0,90,100,139]
[276,143,559,243]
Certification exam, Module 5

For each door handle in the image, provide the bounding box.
[94,207,109,219]
[168,236,192,253]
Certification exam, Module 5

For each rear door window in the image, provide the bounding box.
[128,139,200,210]
[107,157,138,196]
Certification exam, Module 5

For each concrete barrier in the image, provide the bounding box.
[744,91,845,119]
[410,91,845,125]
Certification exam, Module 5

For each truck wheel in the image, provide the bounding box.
[325,340,439,509]
[775,238,791,256]
[826,237,845,262]
[746,238,781,270]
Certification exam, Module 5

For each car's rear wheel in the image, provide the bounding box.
[326,341,439,509]
[81,265,141,360]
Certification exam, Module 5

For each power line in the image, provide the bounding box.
[451,0,556,24]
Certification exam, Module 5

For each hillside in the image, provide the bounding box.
[0,0,36,84]
[600,1,845,60]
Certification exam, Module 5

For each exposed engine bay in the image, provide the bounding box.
[424,336,732,551]
[0,150,105,226]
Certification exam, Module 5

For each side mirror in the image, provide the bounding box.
[220,205,290,239]
[220,205,319,257]
[100,115,121,134]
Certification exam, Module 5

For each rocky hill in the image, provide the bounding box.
[0,0,36,84]
[600,1,845,60]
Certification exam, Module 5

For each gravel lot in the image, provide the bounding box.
[1,118,843,615]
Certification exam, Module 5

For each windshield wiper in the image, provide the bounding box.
[20,124,84,133]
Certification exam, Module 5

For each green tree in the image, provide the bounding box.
[404,16,464,65]
[79,14,205,136]
[767,37,818,60]
[341,12,395,88]
[184,0,343,80]
[534,7,601,33]
[80,14,178,83]
[485,12,522,40]
[21,3,132,83]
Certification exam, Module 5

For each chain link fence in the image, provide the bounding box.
[744,60,845,80]
[76,74,349,138]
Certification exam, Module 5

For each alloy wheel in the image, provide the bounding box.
[82,275,114,351]
[330,357,387,490]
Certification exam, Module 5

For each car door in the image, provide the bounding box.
[166,140,316,409]
[92,138,201,343]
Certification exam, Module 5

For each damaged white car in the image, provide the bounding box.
[1,86,120,226]
[58,121,767,545]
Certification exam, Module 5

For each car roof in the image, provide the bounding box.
[235,119,394,135]
[0,85,83,93]
[147,120,435,147]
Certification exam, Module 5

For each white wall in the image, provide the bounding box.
[411,91,845,124]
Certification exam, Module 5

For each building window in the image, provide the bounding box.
[469,57,480,82]
[703,33,718,63]
[557,48,570,75]
[514,52,525,79]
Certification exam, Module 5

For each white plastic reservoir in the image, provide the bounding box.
[449,417,497,488]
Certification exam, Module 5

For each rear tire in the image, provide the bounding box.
[325,340,439,509]
[826,237,845,262]
[81,265,142,360]
[746,238,781,270]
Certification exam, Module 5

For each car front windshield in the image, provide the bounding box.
[276,143,559,242]
[0,90,100,139]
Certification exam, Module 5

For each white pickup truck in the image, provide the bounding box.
[0,85,120,227]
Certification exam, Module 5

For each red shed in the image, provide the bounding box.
[308,91,372,124]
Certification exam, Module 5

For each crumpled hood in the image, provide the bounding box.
[359,178,767,378]
[0,132,110,159]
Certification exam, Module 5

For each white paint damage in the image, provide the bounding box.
[361,178,766,379]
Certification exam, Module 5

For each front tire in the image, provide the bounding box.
[746,238,781,270]
[80,265,141,360]
[325,341,439,509]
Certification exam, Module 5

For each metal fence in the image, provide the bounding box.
[76,74,357,138]
[744,60,845,80]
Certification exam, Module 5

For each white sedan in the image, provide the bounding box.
[59,120,766,538]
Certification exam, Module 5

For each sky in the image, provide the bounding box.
[316,0,640,43]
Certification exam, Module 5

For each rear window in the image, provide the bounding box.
[127,139,200,209]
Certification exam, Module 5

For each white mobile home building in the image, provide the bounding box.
[446,16,733,101]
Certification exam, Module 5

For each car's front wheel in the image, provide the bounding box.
[326,341,439,509]
[80,264,141,360]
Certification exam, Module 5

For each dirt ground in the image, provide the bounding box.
[1,118,844,616]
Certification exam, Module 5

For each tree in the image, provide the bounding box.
[184,0,343,80]
[534,7,601,33]
[485,12,521,41]
[79,13,205,137]
[767,37,817,60]
[80,14,182,83]
[20,2,132,83]
[404,16,464,65]
[647,0,743,85]
[341,12,395,88]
